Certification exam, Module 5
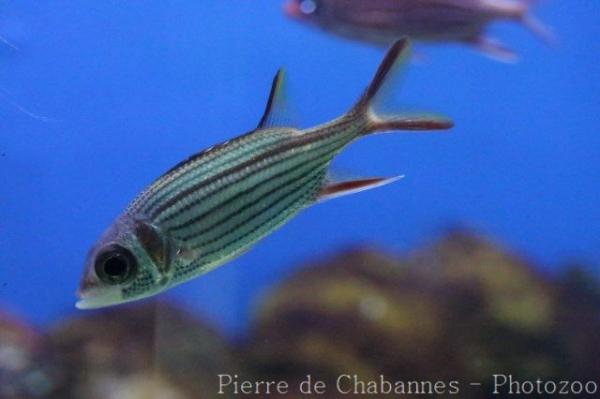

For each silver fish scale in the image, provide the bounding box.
[179,147,336,251]
[155,117,365,280]
[171,169,328,284]
[171,141,343,243]
[155,126,353,230]
[148,117,358,224]
[128,127,298,215]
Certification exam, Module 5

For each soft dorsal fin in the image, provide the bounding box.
[257,68,292,129]
[317,176,403,202]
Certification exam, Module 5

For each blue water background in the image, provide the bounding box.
[1,1,598,334]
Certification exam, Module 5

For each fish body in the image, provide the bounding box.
[76,39,452,309]
[285,0,553,61]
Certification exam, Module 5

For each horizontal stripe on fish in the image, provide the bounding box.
[131,128,297,215]
[188,168,324,255]
[149,129,335,222]
[165,129,353,235]
[151,118,363,225]
[172,144,339,246]
[187,170,326,268]
[142,130,296,217]
[168,169,325,283]
[156,132,351,233]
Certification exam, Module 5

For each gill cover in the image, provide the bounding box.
[133,220,172,278]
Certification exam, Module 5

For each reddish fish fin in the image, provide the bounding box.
[373,113,453,132]
[353,38,411,113]
[349,38,453,134]
[317,176,403,202]
[509,0,555,44]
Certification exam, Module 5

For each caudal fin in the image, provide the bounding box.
[521,14,555,44]
[518,1,555,44]
[350,38,453,134]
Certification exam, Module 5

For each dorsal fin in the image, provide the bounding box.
[257,68,292,129]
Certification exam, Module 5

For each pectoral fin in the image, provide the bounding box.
[317,176,403,202]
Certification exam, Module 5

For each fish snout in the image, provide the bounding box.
[284,0,302,19]
[75,285,123,310]
[76,269,100,299]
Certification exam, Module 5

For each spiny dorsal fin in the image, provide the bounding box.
[257,68,292,129]
[317,176,404,202]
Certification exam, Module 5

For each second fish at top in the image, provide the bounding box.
[285,0,553,62]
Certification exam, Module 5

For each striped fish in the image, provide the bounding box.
[284,0,554,62]
[76,38,452,309]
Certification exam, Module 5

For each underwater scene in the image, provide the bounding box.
[1,1,599,398]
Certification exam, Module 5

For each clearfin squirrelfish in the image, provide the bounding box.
[284,0,553,62]
[76,39,452,309]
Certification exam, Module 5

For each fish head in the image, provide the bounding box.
[284,0,325,23]
[76,217,173,309]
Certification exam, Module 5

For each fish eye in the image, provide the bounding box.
[299,0,317,14]
[94,244,137,285]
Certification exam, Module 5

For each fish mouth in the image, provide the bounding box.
[283,0,301,18]
[75,287,123,310]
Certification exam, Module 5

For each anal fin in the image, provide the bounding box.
[318,176,403,202]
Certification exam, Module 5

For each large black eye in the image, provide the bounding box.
[94,244,137,284]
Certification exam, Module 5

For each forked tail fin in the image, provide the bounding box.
[521,14,555,44]
[350,38,453,135]
[483,0,554,45]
